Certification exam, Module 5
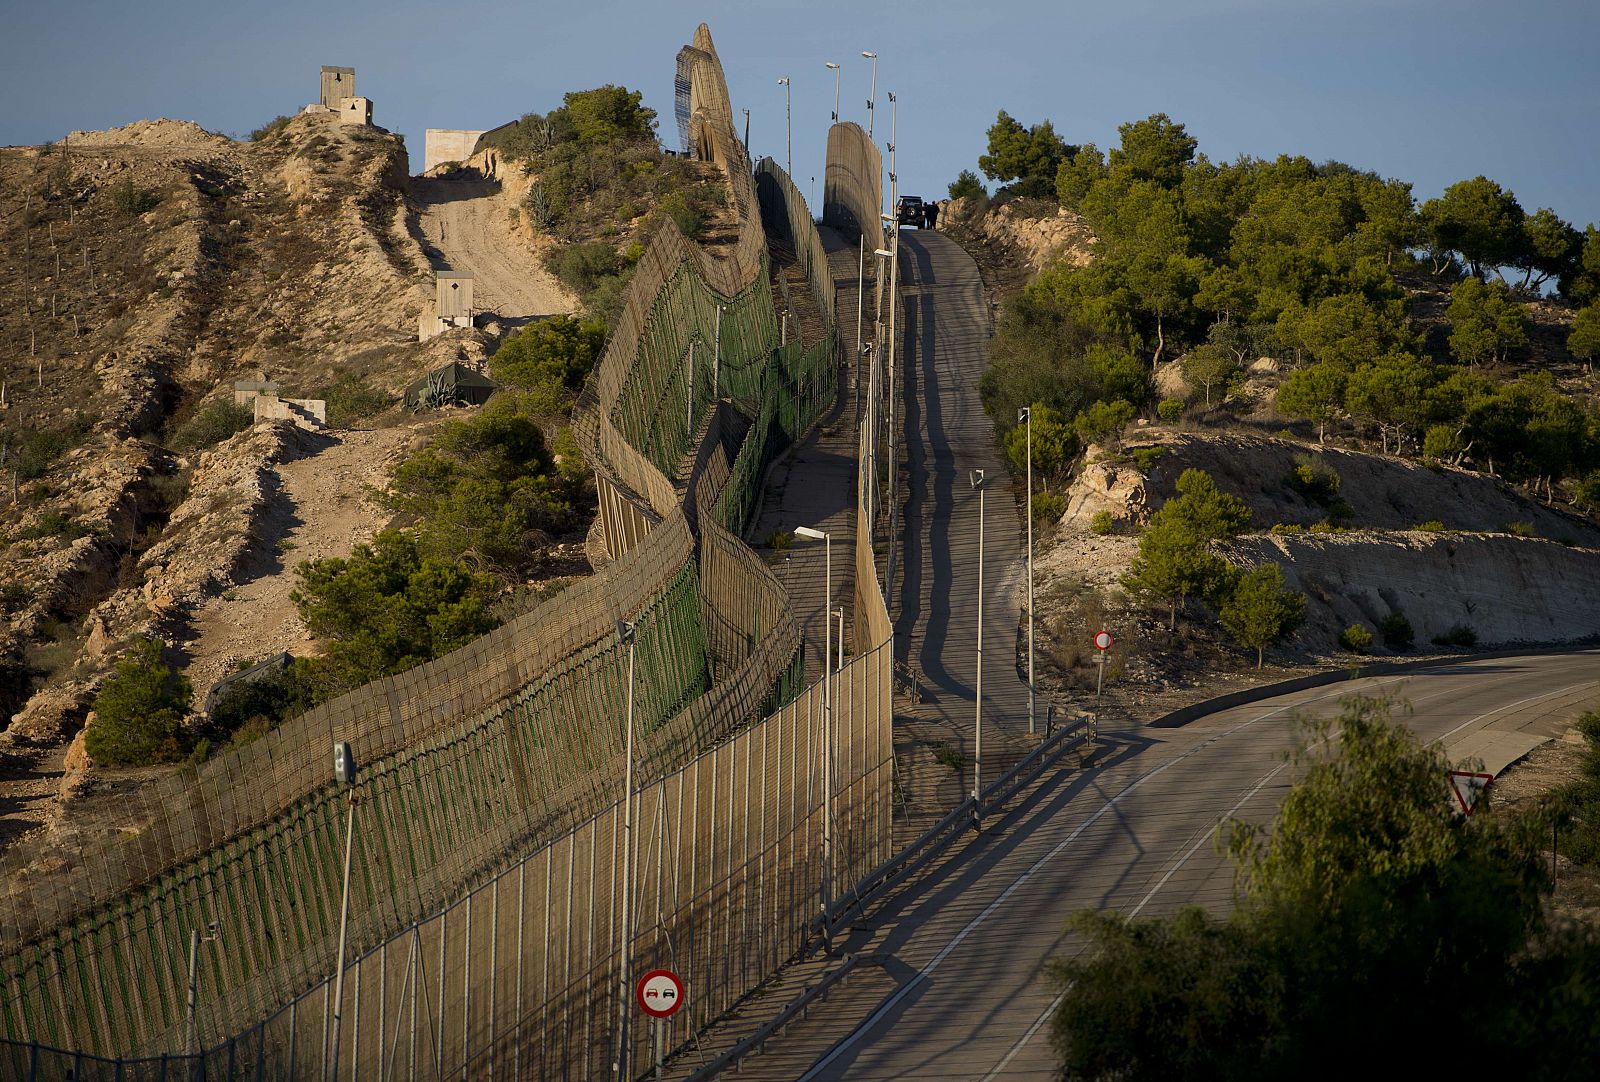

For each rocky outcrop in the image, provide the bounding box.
[943,197,1096,274]
[1223,531,1600,651]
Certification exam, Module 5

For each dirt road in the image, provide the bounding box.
[412,174,575,323]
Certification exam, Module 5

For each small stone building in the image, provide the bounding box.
[320,66,356,109]
[340,96,373,126]
[424,129,487,171]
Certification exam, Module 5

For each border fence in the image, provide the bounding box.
[1,21,908,1080]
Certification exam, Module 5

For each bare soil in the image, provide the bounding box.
[180,420,437,708]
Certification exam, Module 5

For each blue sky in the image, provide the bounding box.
[3,0,1596,227]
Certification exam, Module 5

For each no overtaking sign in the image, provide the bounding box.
[636,969,684,1019]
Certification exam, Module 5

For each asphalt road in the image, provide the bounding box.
[730,652,1600,1079]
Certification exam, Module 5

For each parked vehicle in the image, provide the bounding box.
[895,195,925,227]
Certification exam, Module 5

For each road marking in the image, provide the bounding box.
[794,676,1391,1081]
[975,666,1598,1078]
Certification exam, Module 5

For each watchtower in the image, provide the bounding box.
[436,271,475,329]
[320,66,356,109]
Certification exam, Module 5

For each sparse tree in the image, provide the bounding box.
[1421,176,1525,280]
[1568,304,1600,367]
[1121,516,1226,630]
[1181,343,1237,407]
[978,111,1072,200]
[1276,362,1347,444]
[1218,563,1307,667]
[1447,277,1527,365]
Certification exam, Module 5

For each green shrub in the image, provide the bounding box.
[658,190,703,239]
[316,374,392,428]
[250,115,294,141]
[1423,424,1463,462]
[171,399,253,452]
[1089,510,1114,535]
[1504,521,1534,537]
[207,657,318,742]
[1432,624,1478,648]
[18,511,90,540]
[1285,455,1341,505]
[766,530,793,551]
[490,313,607,410]
[110,178,160,216]
[1270,523,1305,535]
[1131,446,1165,472]
[1414,520,1447,533]
[292,530,501,694]
[1156,398,1186,423]
[84,639,192,766]
[1032,492,1066,526]
[1379,611,1414,650]
[6,424,86,480]
[1339,623,1373,653]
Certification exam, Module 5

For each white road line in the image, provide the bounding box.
[974,667,1599,1079]
[794,675,1391,1081]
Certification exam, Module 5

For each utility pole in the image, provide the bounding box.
[325,742,359,1082]
[793,527,832,943]
[883,90,901,615]
[1019,407,1035,736]
[777,78,791,177]
[971,469,986,828]
[613,620,639,1080]
[713,305,724,399]
[862,51,879,137]
[185,922,222,1058]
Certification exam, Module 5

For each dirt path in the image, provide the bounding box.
[412,174,575,323]
[182,422,436,708]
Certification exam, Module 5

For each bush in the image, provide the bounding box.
[1504,521,1534,537]
[1285,455,1341,505]
[1131,446,1165,472]
[6,424,86,480]
[1432,624,1478,648]
[657,190,704,240]
[316,374,392,428]
[18,511,90,540]
[207,657,318,742]
[292,530,501,693]
[171,399,253,452]
[766,530,792,550]
[1271,523,1305,535]
[1339,623,1373,653]
[84,639,192,766]
[250,115,294,141]
[490,313,607,410]
[110,178,160,217]
[1089,509,1114,535]
[1379,611,1414,650]
[1156,398,1186,423]
[1414,520,1447,533]
[1033,492,1066,526]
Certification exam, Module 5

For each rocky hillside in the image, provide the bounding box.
[0,112,455,758]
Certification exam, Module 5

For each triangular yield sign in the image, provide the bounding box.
[1449,770,1494,815]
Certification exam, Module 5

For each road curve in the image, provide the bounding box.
[734,652,1599,1080]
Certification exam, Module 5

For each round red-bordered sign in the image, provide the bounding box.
[1094,630,1114,651]
[636,969,685,1018]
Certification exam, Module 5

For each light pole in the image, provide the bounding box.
[776,77,791,176]
[883,91,901,614]
[1018,407,1035,737]
[613,619,639,1080]
[184,921,221,1058]
[970,468,986,828]
[713,304,725,399]
[793,525,833,939]
[742,107,750,150]
[325,741,359,1082]
[825,62,841,123]
[861,51,878,137]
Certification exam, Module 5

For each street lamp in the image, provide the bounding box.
[792,525,833,938]
[613,619,639,1079]
[325,741,359,1081]
[776,77,791,176]
[861,52,878,137]
[970,468,986,828]
[1018,407,1035,737]
[825,62,841,123]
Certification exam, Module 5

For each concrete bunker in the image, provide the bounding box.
[320,66,356,109]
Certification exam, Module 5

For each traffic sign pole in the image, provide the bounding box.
[1093,631,1113,703]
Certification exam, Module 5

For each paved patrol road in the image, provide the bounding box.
[741,652,1599,1080]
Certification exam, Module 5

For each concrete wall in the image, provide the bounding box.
[319,66,355,108]
[424,128,487,171]
[338,96,372,126]
[251,395,326,430]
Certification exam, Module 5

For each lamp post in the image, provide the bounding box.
[970,468,986,828]
[325,741,359,1082]
[825,62,841,123]
[883,91,901,614]
[1018,407,1035,737]
[713,304,725,399]
[793,525,833,939]
[776,77,791,176]
[861,51,878,136]
[613,619,639,1080]
[742,107,750,150]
